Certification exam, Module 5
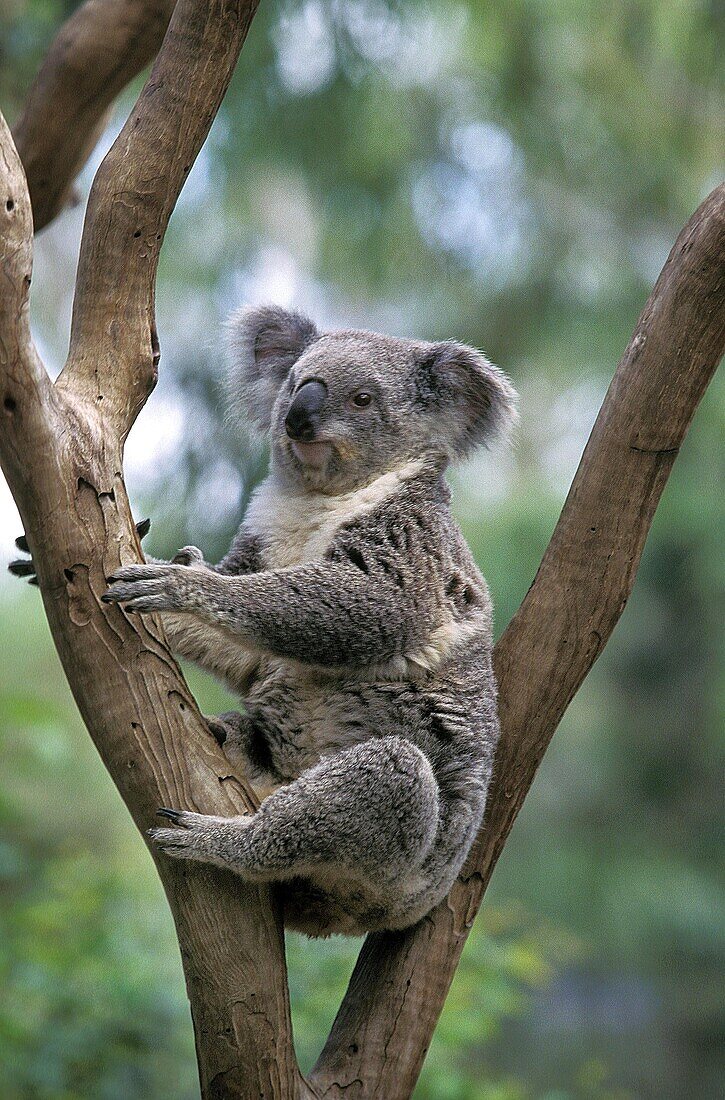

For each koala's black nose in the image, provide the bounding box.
[285,380,327,441]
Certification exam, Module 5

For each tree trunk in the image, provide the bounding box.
[1,1,723,1096]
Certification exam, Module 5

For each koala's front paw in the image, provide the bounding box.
[149,807,249,869]
[102,561,201,614]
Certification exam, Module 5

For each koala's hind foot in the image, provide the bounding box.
[149,735,439,891]
[150,807,252,868]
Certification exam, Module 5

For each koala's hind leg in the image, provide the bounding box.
[150,736,439,887]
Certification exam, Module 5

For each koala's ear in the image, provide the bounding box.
[415,341,518,459]
[225,304,319,433]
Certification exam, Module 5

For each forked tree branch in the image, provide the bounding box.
[310,184,725,1098]
[1,4,311,1098]
[58,0,261,436]
[2,0,723,1096]
[12,0,177,232]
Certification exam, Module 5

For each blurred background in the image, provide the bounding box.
[0,0,723,1097]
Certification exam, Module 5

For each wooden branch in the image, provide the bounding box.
[1,1,312,1094]
[311,184,725,1098]
[0,115,56,471]
[57,0,259,438]
[12,0,177,232]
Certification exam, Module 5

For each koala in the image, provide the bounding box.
[11,306,517,937]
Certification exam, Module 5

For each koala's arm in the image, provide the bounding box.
[104,541,443,667]
[206,561,439,665]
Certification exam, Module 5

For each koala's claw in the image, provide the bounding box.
[8,558,35,577]
[103,562,196,613]
[8,548,38,586]
[156,806,189,825]
[148,809,246,866]
[148,826,201,860]
[10,520,150,588]
[9,533,35,585]
[149,808,204,859]
[106,564,163,585]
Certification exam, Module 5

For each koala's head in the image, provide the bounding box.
[226,304,517,493]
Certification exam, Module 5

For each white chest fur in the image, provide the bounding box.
[244,459,424,569]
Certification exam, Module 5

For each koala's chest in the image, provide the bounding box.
[243,467,422,569]
[254,506,345,569]
[243,483,350,569]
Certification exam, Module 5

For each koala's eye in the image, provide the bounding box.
[352,391,372,408]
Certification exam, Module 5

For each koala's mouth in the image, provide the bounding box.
[290,440,333,469]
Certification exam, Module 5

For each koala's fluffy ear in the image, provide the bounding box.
[415,341,518,459]
[225,304,319,433]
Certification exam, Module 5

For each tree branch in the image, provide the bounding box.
[0,114,56,481]
[1,1,311,1094]
[57,0,259,438]
[311,183,725,1098]
[12,0,177,233]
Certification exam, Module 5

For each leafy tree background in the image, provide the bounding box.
[0,1,722,1097]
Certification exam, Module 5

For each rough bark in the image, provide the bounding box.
[12,0,177,232]
[1,0,723,1096]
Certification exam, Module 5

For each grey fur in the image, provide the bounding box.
[102,306,517,937]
